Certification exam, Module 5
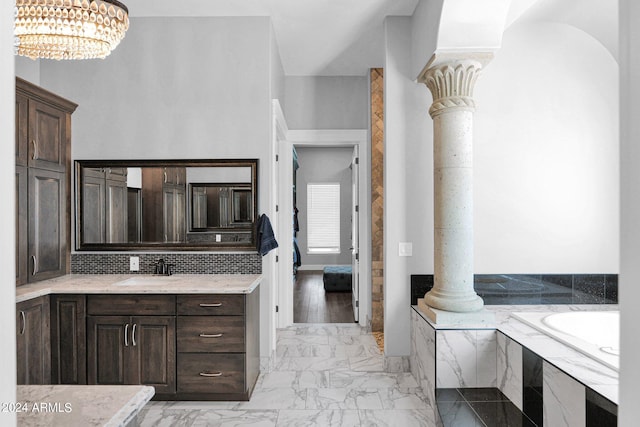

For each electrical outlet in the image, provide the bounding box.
[130,256,140,271]
[216,234,222,242]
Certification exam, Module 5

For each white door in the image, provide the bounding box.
[351,145,360,322]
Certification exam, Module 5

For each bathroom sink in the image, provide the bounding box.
[114,276,180,286]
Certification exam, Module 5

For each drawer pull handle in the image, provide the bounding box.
[199,333,223,338]
[199,372,223,377]
[199,303,222,308]
[124,323,129,347]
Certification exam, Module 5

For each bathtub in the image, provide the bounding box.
[512,311,619,371]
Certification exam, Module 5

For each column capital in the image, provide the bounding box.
[417,52,493,117]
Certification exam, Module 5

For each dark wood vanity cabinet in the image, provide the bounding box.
[15,78,76,286]
[50,295,86,385]
[176,290,260,400]
[16,296,51,385]
[86,295,177,397]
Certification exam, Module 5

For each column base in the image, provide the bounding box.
[417,298,495,327]
[424,288,484,313]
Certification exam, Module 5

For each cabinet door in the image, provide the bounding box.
[15,93,28,166]
[131,316,176,396]
[87,316,131,386]
[16,166,28,286]
[51,295,86,385]
[28,99,67,172]
[81,174,106,244]
[16,296,51,385]
[28,168,66,282]
[175,187,186,242]
[163,187,176,242]
[106,179,128,243]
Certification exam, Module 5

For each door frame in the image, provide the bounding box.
[275,129,370,328]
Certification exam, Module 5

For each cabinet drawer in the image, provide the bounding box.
[87,295,175,316]
[177,316,244,353]
[177,295,244,316]
[177,353,245,394]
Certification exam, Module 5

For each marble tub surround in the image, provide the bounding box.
[17,384,154,426]
[138,323,439,426]
[411,304,619,426]
[492,305,619,405]
[16,273,262,302]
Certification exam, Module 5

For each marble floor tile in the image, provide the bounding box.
[357,409,438,427]
[138,408,279,427]
[276,409,361,426]
[306,388,384,410]
[137,323,436,427]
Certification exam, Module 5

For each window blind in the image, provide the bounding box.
[307,183,340,254]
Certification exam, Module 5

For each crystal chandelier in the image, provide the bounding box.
[14,0,129,60]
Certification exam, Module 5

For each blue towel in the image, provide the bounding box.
[257,214,278,256]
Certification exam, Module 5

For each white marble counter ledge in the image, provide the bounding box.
[16,274,263,303]
[17,384,154,427]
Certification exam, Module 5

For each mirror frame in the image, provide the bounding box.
[74,159,259,252]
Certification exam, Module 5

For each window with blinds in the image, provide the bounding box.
[307,183,340,254]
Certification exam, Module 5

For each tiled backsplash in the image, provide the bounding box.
[411,274,618,305]
[71,253,262,275]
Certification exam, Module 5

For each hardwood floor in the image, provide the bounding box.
[294,271,355,323]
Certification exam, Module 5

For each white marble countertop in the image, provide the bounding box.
[16,274,262,303]
[17,384,154,426]
[413,304,619,404]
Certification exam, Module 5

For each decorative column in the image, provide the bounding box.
[417,53,493,321]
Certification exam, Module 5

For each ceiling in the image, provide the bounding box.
[122,0,419,76]
[122,0,616,76]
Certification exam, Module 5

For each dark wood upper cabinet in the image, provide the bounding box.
[28,168,66,282]
[15,93,28,167]
[28,99,67,172]
[16,166,28,286]
[16,78,76,286]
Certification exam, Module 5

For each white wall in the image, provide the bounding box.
[410,0,443,79]
[295,146,353,267]
[619,0,640,424]
[284,76,368,129]
[38,17,271,161]
[15,56,40,85]
[1,0,16,423]
[384,17,434,357]
[474,22,619,273]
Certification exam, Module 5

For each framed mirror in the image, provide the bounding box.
[75,159,258,251]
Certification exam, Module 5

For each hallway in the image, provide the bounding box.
[137,324,434,426]
[294,271,355,323]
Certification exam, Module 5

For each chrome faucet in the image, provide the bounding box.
[154,259,174,276]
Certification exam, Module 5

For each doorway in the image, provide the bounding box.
[276,130,369,329]
[292,145,359,323]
